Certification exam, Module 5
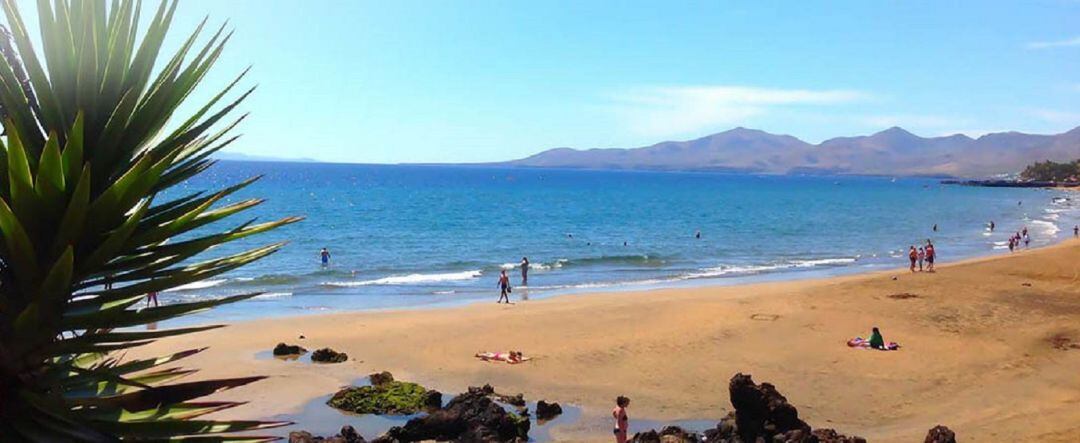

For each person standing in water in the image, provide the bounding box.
[612,396,630,443]
[989,221,995,232]
[932,224,938,232]
[695,230,701,239]
[520,257,529,286]
[497,270,511,304]
[320,247,331,267]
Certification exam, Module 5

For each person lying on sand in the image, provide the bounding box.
[475,351,530,364]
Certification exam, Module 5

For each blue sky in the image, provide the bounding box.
[19,1,1080,163]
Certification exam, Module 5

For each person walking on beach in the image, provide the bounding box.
[520,257,530,286]
[613,396,630,443]
[497,270,511,304]
[1023,233,1030,248]
[1008,237,1016,252]
[925,241,936,272]
[1074,225,1078,237]
[1022,226,1028,238]
[908,246,917,272]
[917,247,926,271]
[320,247,331,267]
[146,289,158,308]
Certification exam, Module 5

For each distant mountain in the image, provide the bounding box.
[210,151,317,163]
[506,126,1080,177]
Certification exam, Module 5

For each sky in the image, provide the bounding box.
[14,1,1080,163]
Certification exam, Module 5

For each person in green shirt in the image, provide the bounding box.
[869,327,885,350]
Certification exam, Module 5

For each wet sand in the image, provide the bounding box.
[130,240,1080,441]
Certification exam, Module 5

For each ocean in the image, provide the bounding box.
[164,161,1080,324]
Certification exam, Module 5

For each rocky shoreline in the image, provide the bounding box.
[289,373,954,443]
[940,179,1080,188]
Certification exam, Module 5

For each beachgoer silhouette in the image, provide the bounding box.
[695,230,701,239]
[520,257,529,286]
[320,247,331,266]
[497,270,511,304]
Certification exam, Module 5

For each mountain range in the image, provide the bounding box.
[504,126,1080,177]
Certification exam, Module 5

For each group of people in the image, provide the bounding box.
[907,240,936,273]
[496,256,530,303]
[1007,227,1030,252]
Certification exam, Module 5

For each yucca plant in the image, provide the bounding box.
[0,0,301,440]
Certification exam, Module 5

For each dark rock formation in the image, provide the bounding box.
[534,400,562,421]
[924,425,957,443]
[422,389,443,409]
[727,372,811,440]
[311,347,348,363]
[369,371,394,386]
[273,342,306,356]
[327,381,437,415]
[494,393,526,408]
[288,425,366,443]
[630,426,700,442]
[378,385,529,442]
[604,373,866,443]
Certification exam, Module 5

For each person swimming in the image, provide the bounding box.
[497,270,511,304]
[613,396,630,443]
[695,230,701,239]
[320,247,331,266]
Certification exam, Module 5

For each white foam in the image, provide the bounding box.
[254,292,292,299]
[167,279,227,292]
[500,260,564,271]
[685,257,857,280]
[325,270,483,287]
[1030,220,1060,236]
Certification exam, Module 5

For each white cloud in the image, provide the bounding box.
[1028,108,1080,124]
[1026,36,1080,49]
[609,85,868,138]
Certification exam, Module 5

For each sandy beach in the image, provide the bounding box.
[130,241,1080,442]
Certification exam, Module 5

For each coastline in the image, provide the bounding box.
[130,240,1080,441]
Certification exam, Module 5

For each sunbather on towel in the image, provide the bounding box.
[475,350,528,364]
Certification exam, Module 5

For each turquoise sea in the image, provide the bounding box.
[166,161,1080,324]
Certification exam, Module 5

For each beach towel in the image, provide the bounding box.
[847,337,900,351]
[475,352,531,364]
